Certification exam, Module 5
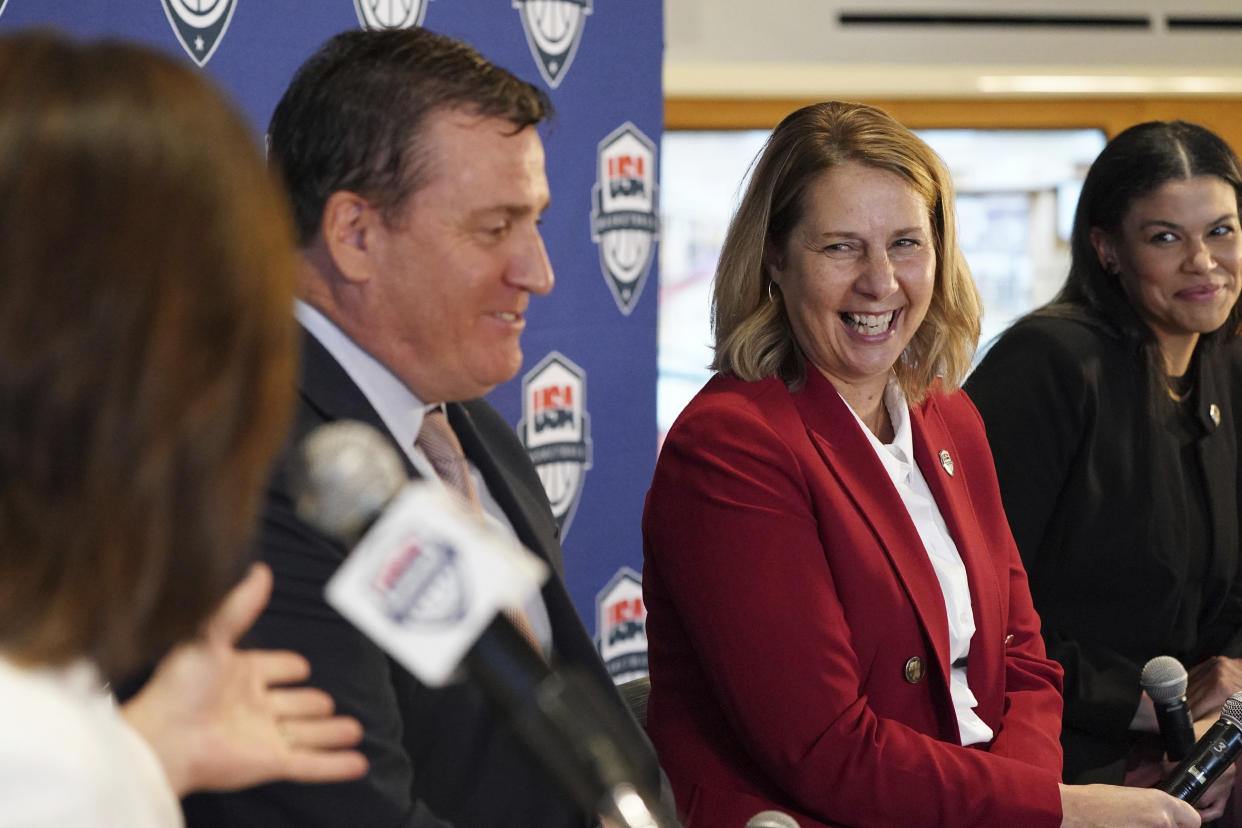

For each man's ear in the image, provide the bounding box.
[320,190,378,285]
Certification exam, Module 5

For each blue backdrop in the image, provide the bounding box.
[0,0,661,681]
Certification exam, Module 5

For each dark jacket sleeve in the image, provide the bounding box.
[965,321,1145,761]
[183,432,454,828]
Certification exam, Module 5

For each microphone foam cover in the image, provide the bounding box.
[1141,655,1189,703]
[292,420,406,541]
[745,812,801,828]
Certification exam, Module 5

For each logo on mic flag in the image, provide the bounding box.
[354,0,431,30]
[596,567,648,683]
[518,351,592,537]
[513,0,592,89]
[591,122,659,315]
[370,535,467,625]
[160,0,237,67]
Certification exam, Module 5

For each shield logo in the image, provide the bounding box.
[512,0,592,89]
[160,0,238,67]
[354,0,430,30]
[518,351,592,537]
[591,122,659,315]
[371,535,467,625]
[595,567,648,683]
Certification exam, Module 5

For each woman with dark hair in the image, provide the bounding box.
[965,121,1242,801]
[643,101,1199,827]
[0,32,365,824]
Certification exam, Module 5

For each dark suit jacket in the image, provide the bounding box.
[965,315,1242,784]
[184,329,665,827]
[641,368,1064,828]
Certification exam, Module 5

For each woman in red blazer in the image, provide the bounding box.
[642,101,1201,828]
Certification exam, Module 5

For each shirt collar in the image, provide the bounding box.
[841,377,913,482]
[295,300,432,454]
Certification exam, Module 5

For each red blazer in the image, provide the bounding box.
[642,369,1065,828]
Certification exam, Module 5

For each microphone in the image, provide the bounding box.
[1158,691,1242,804]
[293,420,678,828]
[745,811,801,828]
[1141,656,1195,761]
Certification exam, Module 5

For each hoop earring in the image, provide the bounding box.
[767,281,778,303]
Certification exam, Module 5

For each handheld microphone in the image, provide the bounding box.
[745,811,800,828]
[293,420,678,828]
[1141,656,1195,761]
[1158,691,1242,804]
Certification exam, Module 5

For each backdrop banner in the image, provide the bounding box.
[0,0,661,680]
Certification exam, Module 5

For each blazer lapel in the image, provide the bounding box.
[793,371,953,682]
[909,397,1003,705]
[447,400,564,577]
[297,327,419,479]
[1193,349,1239,620]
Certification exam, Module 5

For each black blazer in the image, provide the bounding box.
[964,315,1242,784]
[184,330,666,827]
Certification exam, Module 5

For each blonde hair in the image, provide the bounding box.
[712,101,981,402]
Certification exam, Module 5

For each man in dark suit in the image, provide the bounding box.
[183,27,666,828]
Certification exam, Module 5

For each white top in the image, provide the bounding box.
[0,655,182,827]
[842,380,994,746]
[296,301,553,654]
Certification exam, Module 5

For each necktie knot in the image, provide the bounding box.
[416,408,481,511]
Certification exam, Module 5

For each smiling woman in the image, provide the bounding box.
[641,101,1197,828]
[965,121,1242,807]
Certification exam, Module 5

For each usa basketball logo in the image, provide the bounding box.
[513,0,592,89]
[518,351,592,537]
[596,568,648,683]
[370,534,467,625]
[591,122,659,316]
[160,0,237,67]
[354,0,430,30]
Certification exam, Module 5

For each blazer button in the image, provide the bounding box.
[903,656,925,684]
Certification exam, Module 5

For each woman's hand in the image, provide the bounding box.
[121,563,368,796]
[1059,784,1200,828]
[1187,656,1242,720]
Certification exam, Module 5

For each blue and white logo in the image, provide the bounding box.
[591,122,659,315]
[354,0,431,30]
[513,0,592,89]
[370,534,467,626]
[596,567,648,684]
[518,351,592,537]
[160,0,237,67]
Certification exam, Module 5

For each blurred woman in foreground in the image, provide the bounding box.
[642,101,1205,827]
[0,32,365,825]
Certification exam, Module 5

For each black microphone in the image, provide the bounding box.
[1142,656,1195,761]
[745,811,800,828]
[293,420,678,828]
[1158,691,1242,804]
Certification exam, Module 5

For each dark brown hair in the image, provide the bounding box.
[0,32,298,678]
[268,27,552,246]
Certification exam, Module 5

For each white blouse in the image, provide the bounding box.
[0,655,183,827]
[842,380,994,746]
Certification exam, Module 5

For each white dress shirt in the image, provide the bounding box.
[841,379,993,746]
[296,301,554,654]
[0,656,182,827]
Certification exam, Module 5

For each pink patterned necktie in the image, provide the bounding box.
[415,409,543,657]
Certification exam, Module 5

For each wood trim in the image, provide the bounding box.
[666,97,1242,150]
